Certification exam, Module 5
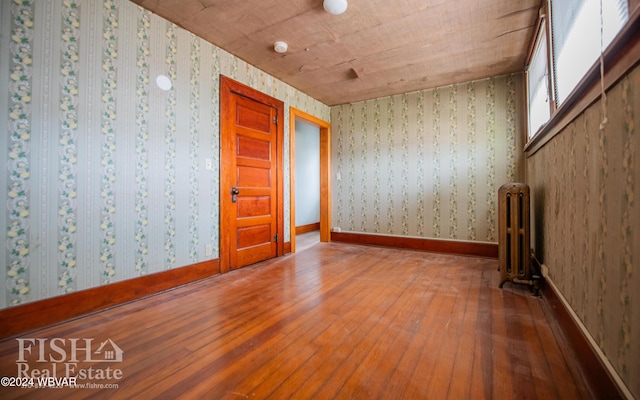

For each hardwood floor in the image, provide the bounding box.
[0,242,590,399]
[295,230,320,253]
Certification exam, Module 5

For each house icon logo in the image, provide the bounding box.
[92,338,123,363]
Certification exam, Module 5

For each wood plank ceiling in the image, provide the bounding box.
[131,0,540,105]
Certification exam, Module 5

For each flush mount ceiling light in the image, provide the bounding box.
[274,41,288,53]
[323,0,347,15]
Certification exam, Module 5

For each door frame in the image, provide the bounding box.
[289,107,331,253]
[219,75,285,273]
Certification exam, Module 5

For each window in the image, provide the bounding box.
[525,0,629,138]
[527,25,550,138]
[551,0,629,106]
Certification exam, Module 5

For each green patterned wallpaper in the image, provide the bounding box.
[527,65,639,398]
[331,75,524,241]
[0,0,329,308]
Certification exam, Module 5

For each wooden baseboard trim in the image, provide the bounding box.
[284,242,292,254]
[540,276,629,400]
[0,259,220,340]
[331,231,498,258]
[295,223,320,235]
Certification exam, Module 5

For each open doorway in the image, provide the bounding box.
[294,119,320,250]
[289,108,330,253]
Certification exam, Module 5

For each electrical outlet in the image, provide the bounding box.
[332,227,341,233]
[336,172,341,181]
[205,244,213,256]
[205,158,213,171]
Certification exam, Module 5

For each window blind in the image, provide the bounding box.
[527,27,550,137]
[551,0,628,106]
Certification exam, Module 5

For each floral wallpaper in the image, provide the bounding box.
[5,0,34,303]
[331,75,525,242]
[100,0,117,283]
[134,5,150,276]
[527,64,639,399]
[0,0,329,308]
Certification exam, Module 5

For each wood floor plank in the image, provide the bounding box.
[504,288,538,400]
[378,256,457,399]
[267,252,398,398]
[334,260,430,399]
[525,287,590,399]
[404,255,475,399]
[308,265,422,398]
[512,284,562,400]
[470,266,497,399]
[0,242,592,399]
[191,245,396,396]
[205,271,384,396]
[444,260,482,400]
[490,269,517,398]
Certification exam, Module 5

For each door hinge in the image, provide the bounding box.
[273,115,278,125]
[274,233,278,243]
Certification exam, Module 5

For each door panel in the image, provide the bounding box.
[237,196,271,217]
[237,224,271,248]
[237,136,271,160]
[237,165,270,187]
[236,104,272,132]
[220,76,283,272]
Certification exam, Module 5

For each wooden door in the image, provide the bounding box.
[220,76,284,272]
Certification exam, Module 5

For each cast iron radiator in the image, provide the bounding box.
[498,182,534,289]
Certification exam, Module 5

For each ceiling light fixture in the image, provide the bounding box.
[274,41,288,54]
[323,0,347,15]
